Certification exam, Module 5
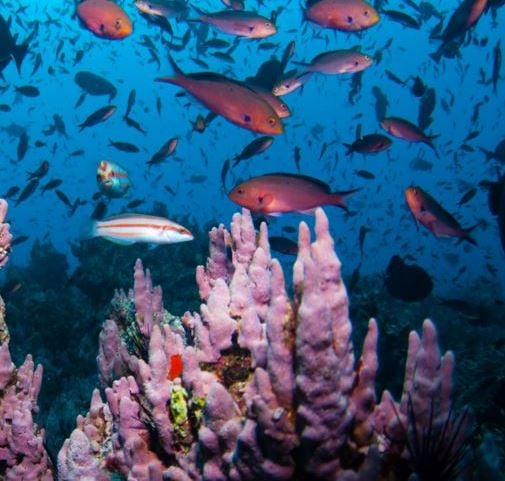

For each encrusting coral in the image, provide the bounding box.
[0,200,471,480]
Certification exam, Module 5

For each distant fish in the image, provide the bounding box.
[15,85,40,97]
[74,71,117,102]
[229,173,360,214]
[190,9,277,38]
[91,214,193,244]
[79,105,117,132]
[382,9,421,29]
[381,117,438,154]
[295,49,373,75]
[385,255,433,302]
[304,0,380,31]
[233,136,274,166]
[269,235,298,255]
[405,186,477,245]
[135,0,189,19]
[344,133,392,155]
[108,139,140,153]
[77,0,133,39]
[147,137,178,166]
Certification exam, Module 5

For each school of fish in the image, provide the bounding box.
[0,0,504,298]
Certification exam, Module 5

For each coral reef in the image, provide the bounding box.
[0,201,476,480]
[58,207,470,481]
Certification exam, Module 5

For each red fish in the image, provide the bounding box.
[405,187,477,245]
[77,0,133,39]
[305,0,380,31]
[228,173,359,214]
[381,117,438,154]
[156,57,283,135]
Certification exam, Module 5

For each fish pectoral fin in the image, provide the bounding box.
[257,193,274,207]
[102,236,135,246]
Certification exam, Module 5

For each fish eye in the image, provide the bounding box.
[115,19,121,29]
[258,196,264,204]
[364,10,369,16]
[236,188,244,194]
[347,16,353,23]
[265,22,272,27]
[354,61,359,66]
[267,117,277,126]
[243,114,252,123]
[100,23,105,32]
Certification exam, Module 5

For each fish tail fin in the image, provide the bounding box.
[81,220,98,241]
[426,140,440,158]
[479,147,494,162]
[12,40,29,74]
[155,55,184,85]
[462,222,479,246]
[343,143,354,156]
[330,187,361,211]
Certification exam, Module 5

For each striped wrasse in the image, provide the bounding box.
[92,213,193,244]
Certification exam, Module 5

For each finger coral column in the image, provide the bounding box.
[0,199,54,481]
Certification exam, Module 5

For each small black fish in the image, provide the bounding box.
[17,131,28,162]
[79,105,117,132]
[124,115,147,134]
[55,189,72,208]
[15,178,39,206]
[41,178,62,194]
[269,236,298,255]
[15,85,39,97]
[126,198,145,209]
[124,89,136,118]
[458,187,477,206]
[354,169,376,179]
[91,200,107,220]
[344,134,392,155]
[27,160,49,180]
[233,136,274,166]
[385,255,433,302]
[108,139,140,153]
[3,186,19,199]
[11,235,28,246]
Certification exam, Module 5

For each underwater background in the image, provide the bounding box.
[0,0,504,474]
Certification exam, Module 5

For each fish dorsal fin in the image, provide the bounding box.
[102,213,159,222]
[266,172,331,193]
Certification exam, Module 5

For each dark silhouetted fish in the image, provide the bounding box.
[78,105,117,132]
[15,178,39,206]
[0,15,29,75]
[344,133,392,155]
[385,255,433,302]
[74,71,117,102]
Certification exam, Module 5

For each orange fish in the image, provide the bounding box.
[305,0,380,32]
[156,57,283,135]
[77,0,133,39]
[168,354,183,380]
[405,187,477,245]
[229,173,359,214]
